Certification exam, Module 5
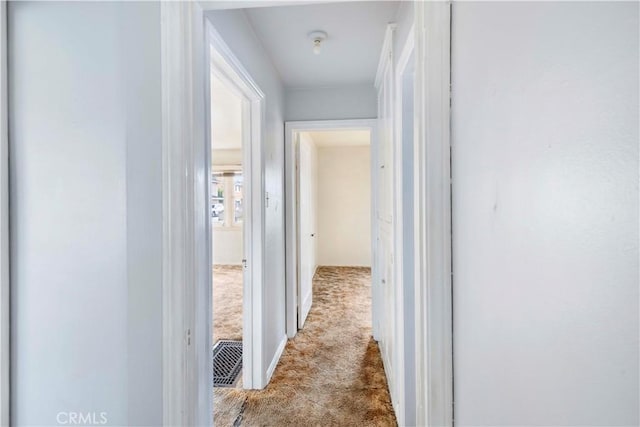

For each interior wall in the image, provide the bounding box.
[206,9,287,384]
[285,84,376,121]
[451,2,639,425]
[212,229,243,265]
[317,145,371,267]
[212,148,242,166]
[8,2,163,425]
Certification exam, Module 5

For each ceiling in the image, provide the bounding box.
[245,1,399,87]
[305,130,370,147]
[211,73,242,151]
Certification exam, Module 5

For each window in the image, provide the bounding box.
[212,171,243,227]
[211,175,225,224]
[233,174,243,224]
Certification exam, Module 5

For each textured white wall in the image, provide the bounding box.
[317,146,371,267]
[206,9,287,383]
[8,2,163,425]
[451,2,639,425]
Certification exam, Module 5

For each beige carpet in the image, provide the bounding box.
[214,266,397,426]
[213,265,243,343]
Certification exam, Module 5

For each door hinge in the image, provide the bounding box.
[242,259,247,269]
[186,328,191,346]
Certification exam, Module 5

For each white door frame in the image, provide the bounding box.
[0,3,9,425]
[284,119,379,339]
[206,19,265,390]
[413,1,453,426]
[160,3,209,425]
[393,23,415,427]
[160,3,265,426]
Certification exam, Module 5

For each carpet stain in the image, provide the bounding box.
[213,266,397,426]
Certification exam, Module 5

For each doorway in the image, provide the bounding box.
[285,120,379,338]
[210,70,245,388]
[207,21,265,392]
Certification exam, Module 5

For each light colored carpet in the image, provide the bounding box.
[214,266,397,427]
[213,265,243,344]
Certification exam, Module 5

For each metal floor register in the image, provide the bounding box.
[213,340,242,387]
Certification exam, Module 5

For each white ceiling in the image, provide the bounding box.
[305,130,370,147]
[211,73,243,151]
[245,1,399,87]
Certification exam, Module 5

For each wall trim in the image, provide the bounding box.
[265,334,287,384]
[413,2,453,426]
[284,119,379,339]
[393,23,415,427]
[0,3,9,425]
[375,23,398,89]
[160,2,210,425]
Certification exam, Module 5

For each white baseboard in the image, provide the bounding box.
[265,334,287,384]
[316,263,372,268]
[378,340,400,424]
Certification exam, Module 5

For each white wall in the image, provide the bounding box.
[451,2,639,426]
[285,84,376,121]
[212,229,243,265]
[8,2,162,425]
[212,148,242,166]
[205,9,287,385]
[317,146,371,267]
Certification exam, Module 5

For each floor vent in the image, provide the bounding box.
[213,340,243,387]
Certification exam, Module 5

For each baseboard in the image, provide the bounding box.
[265,334,287,385]
[378,340,401,424]
[300,289,312,327]
[316,264,372,268]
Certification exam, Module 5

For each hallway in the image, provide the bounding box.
[214,267,397,426]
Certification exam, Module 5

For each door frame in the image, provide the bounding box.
[206,19,265,390]
[393,23,415,427]
[0,3,9,425]
[284,119,378,339]
[413,1,453,426]
[160,3,265,425]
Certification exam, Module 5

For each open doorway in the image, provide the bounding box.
[207,21,265,397]
[210,71,245,388]
[295,130,373,327]
[285,120,379,338]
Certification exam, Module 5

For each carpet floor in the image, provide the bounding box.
[213,265,243,344]
[213,266,397,426]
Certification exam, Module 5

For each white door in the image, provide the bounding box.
[375,45,396,403]
[297,136,316,328]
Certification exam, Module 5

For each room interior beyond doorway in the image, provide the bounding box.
[295,129,372,329]
[210,70,245,387]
